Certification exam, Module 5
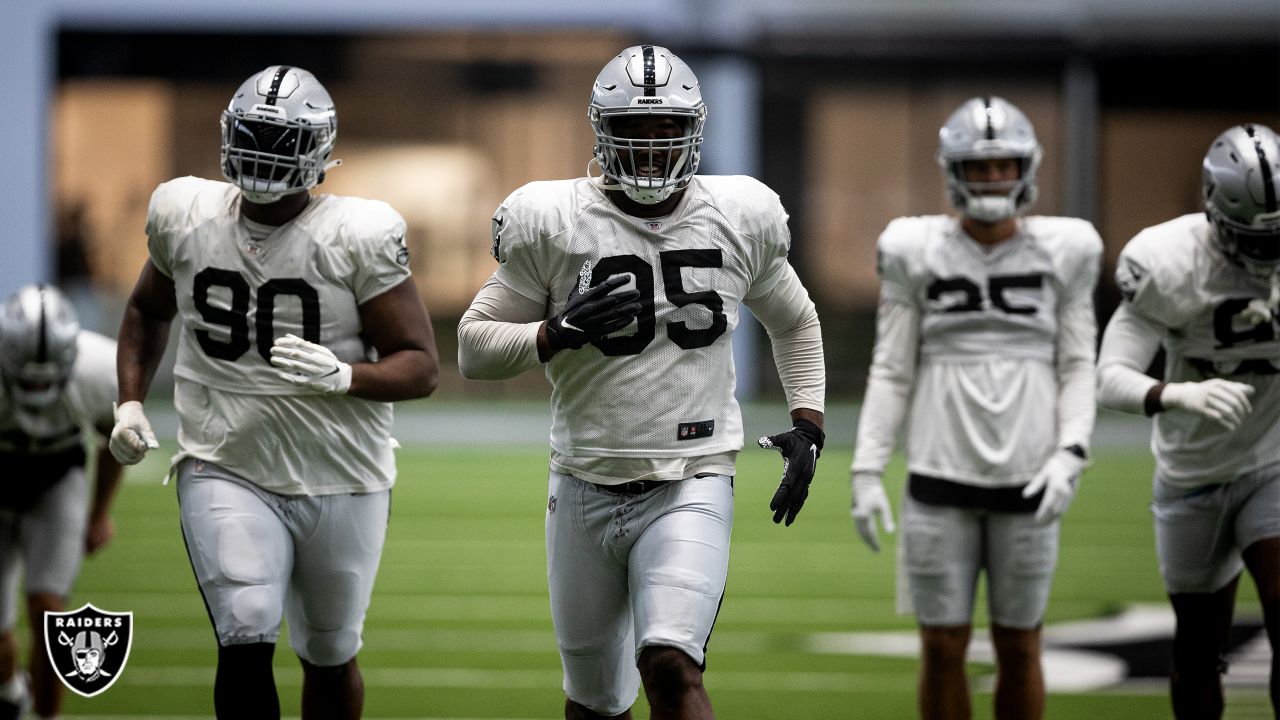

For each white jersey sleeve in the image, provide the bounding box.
[63,331,119,441]
[1109,215,1280,484]
[145,176,410,495]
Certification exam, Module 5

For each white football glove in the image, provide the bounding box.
[109,400,159,465]
[851,472,896,552]
[269,334,352,394]
[1160,379,1255,432]
[1022,448,1087,523]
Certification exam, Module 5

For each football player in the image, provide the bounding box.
[849,97,1101,720]
[0,285,122,720]
[1096,123,1279,719]
[457,45,825,719]
[110,66,439,720]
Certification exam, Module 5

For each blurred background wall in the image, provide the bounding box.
[5,0,1278,400]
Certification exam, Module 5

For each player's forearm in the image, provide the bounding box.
[1096,303,1165,415]
[348,348,438,401]
[91,444,125,519]
[1054,303,1098,450]
[851,300,919,476]
[457,315,543,379]
[117,301,171,403]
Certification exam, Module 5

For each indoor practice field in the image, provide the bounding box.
[23,401,1272,719]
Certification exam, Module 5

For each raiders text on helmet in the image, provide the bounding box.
[588,45,707,205]
[937,96,1042,223]
[1203,123,1280,277]
[220,65,339,204]
[0,285,79,410]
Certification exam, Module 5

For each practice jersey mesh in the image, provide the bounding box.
[492,176,793,461]
[146,177,411,495]
[1116,214,1280,483]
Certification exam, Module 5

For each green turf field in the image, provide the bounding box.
[21,438,1270,719]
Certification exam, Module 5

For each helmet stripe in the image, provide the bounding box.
[641,45,656,96]
[1245,124,1278,213]
[982,96,995,140]
[264,65,293,106]
[36,285,48,362]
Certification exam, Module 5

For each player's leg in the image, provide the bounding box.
[1235,469,1280,714]
[902,495,981,720]
[1152,476,1244,720]
[986,510,1059,720]
[19,466,87,719]
[547,472,639,719]
[0,512,26,720]
[284,489,389,720]
[629,474,733,720]
[1169,582,1238,719]
[177,460,291,719]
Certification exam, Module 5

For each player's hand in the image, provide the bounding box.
[1022,448,1087,523]
[1160,379,1255,431]
[270,334,352,394]
[758,419,825,526]
[109,400,159,465]
[545,262,642,352]
[851,472,895,551]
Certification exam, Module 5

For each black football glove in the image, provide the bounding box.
[545,264,642,352]
[758,418,825,526]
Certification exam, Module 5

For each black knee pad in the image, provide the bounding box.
[1172,646,1228,679]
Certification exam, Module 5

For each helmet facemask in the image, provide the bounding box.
[592,109,704,205]
[219,65,338,204]
[944,154,1041,223]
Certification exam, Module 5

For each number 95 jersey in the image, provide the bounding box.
[492,176,795,459]
[145,176,411,495]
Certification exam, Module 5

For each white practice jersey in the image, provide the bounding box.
[0,330,116,454]
[873,215,1101,486]
[492,176,795,461]
[147,177,412,495]
[1115,214,1280,482]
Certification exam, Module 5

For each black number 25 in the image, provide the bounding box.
[589,249,728,357]
[193,268,321,362]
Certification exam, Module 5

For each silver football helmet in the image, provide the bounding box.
[1203,123,1280,277]
[220,65,339,204]
[0,285,79,411]
[937,96,1042,223]
[588,45,707,205]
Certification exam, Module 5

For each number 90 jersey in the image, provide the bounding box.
[146,176,411,495]
[1116,214,1280,481]
[492,176,794,459]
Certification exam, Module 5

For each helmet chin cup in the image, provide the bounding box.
[964,195,1017,223]
[240,188,286,205]
[620,179,678,205]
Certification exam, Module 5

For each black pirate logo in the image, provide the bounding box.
[43,604,133,697]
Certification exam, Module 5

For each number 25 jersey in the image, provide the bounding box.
[879,215,1101,485]
[146,176,411,495]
